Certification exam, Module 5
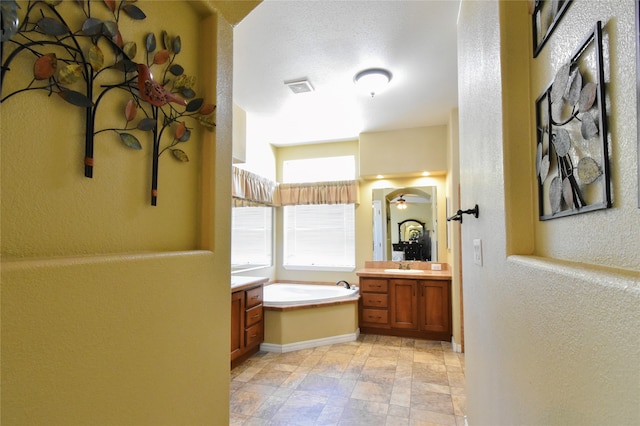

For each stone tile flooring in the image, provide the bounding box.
[230,334,465,425]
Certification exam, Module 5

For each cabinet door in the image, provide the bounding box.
[389,279,418,330]
[419,280,451,333]
[230,291,244,360]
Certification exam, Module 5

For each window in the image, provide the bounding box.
[231,206,273,272]
[283,204,355,270]
[282,155,355,183]
[282,155,356,271]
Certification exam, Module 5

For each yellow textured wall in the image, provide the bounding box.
[359,126,448,178]
[458,0,640,424]
[2,252,223,425]
[1,1,203,258]
[264,303,358,345]
[0,1,258,424]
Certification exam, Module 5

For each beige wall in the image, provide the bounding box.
[445,109,462,351]
[257,134,459,345]
[264,303,358,345]
[458,0,640,424]
[233,103,247,163]
[359,126,448,178]
[0,1,256,424]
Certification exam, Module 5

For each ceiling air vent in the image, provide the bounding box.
[285,78,314,94]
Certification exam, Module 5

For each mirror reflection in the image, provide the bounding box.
[372,186,437,262]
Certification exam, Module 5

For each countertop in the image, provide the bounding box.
[231,275,269,291]
[356,268,452,280]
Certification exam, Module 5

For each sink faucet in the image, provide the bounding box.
[397,262,411,270]
[336,280,351,289]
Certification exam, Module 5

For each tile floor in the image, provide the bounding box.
[230,334,466,425]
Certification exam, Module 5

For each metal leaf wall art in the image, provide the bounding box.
[531,0,572,57]
[535,21,611,220]
[0,0,216,206]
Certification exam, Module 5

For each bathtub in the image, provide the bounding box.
[261,283,360,353]
[263,283,359,307]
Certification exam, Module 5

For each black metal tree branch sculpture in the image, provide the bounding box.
[1,0,215,205]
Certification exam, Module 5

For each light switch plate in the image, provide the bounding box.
[473,239,483,266]
[431,263,442,271]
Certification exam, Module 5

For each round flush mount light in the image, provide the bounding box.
[354,68,392,97]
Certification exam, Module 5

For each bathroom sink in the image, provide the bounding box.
[383,269,423,274]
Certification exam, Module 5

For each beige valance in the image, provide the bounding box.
[232,167,359,207]
[275,180,360,206]
[232,166,278,207]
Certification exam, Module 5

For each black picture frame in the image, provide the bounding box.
[532,0,572,57]
[535,21,611,220]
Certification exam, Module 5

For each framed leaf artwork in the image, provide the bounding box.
[532,0,572,57]
[535,21,611,220]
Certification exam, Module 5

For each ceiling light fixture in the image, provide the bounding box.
[354,68,392,97]
[396,196,407,210]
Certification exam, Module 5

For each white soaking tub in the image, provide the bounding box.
[263,283,359,307]
[261,283,361,352]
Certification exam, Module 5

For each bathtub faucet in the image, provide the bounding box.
[335,280,351,289]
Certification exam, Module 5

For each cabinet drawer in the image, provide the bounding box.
[362,293,388,308]
[361,309,389,325]
[245,304,263,327]
[360,278,388,293]
[246,286,263,308]
[245,323,263,348]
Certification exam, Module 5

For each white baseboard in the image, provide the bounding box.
[451,336,462,353]
[261,329,360,353]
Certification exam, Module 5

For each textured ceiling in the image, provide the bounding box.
[233,0,460,146]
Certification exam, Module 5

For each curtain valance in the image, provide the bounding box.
[232,167,359,207]
[231,166,278,206]
[275,180,359,206]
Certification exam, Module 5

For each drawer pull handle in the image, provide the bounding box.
[251,314,260,319]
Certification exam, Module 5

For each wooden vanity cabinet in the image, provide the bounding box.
[231,284,264,369]
[419,280,451,334]
[390,279,419,330]
[359,276,451,341]
[359,278,390,328]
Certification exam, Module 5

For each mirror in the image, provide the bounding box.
[399,219,425,242]
[372,186,437,262]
